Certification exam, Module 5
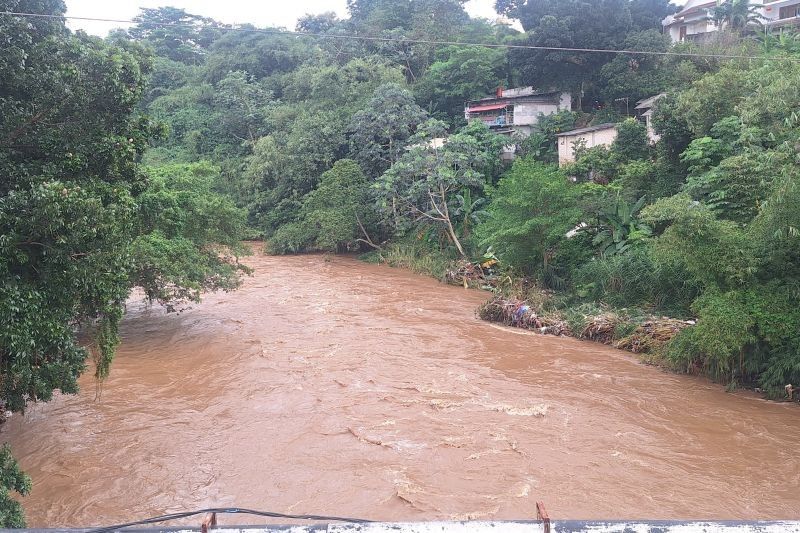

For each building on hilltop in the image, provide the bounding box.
[662,0,719,43]
[464,87,572,138]
[663,0,800,43]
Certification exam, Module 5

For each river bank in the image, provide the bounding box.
[360,243,796,402]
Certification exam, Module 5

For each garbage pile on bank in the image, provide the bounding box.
[444,259,488,288]
[477,295,692,355]
[477,297,571,336]
[580,313,620,344]
[614,319,692,353]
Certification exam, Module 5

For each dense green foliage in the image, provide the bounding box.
[375,120,503,256]
[496,0,677,105]
[349,84,429,178]
[268,160,377,253]
[0,1,249,524]
[415,46,510,122]
[0,444,30,527]
[2,0,151,411]
[477,161,582,282]
[132,162,249,305]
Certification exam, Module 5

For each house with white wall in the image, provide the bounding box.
[761,0,800,28]
[663,0,800,43]
[662,0,719,43]
[464,87,572,137]
[556,123,618,165]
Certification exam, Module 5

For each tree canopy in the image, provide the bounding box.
[0,2,249,523]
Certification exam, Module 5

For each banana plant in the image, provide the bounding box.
[592,195,653,257]
[452,188,488,239]
[759,30,800,54]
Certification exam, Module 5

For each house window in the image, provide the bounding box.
[779,4,800,18]
[679,25,688,40]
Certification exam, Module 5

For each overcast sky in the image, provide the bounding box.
[64,0,504,36]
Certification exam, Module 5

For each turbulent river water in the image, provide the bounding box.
[4,250,800,527]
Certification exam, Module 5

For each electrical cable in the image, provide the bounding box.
[1,10,798,63]
[83,507,373,533]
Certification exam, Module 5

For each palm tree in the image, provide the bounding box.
[709,0,764,32]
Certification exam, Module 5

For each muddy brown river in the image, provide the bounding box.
[4,251,800,527]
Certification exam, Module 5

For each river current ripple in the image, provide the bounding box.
[4,250,799,526]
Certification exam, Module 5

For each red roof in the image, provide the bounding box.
[467,103,507,112]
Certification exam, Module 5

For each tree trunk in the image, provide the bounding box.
[355,213,381,251]
[439,183,467,258]
[446,219,467,258]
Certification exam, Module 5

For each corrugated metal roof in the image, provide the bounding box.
[635,93,666,110]
[467,90,562,106]
[556,123,617,137]
[466,103,508,112]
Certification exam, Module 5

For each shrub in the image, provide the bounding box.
[302,159,376,252]
[477,159,582,281]
[266,222,313,254]
[573,248,700,315]
[612,118,649,162]
[666,290,756,380]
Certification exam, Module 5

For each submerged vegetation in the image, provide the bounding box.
[2,0,800,524]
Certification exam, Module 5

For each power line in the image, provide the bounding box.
[1,10,797,62]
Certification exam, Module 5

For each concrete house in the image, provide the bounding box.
[464,87,572,137]
[761,0,800,28]
[556,123,618,165]
[662,0,719,43]
[663,0,800,43]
